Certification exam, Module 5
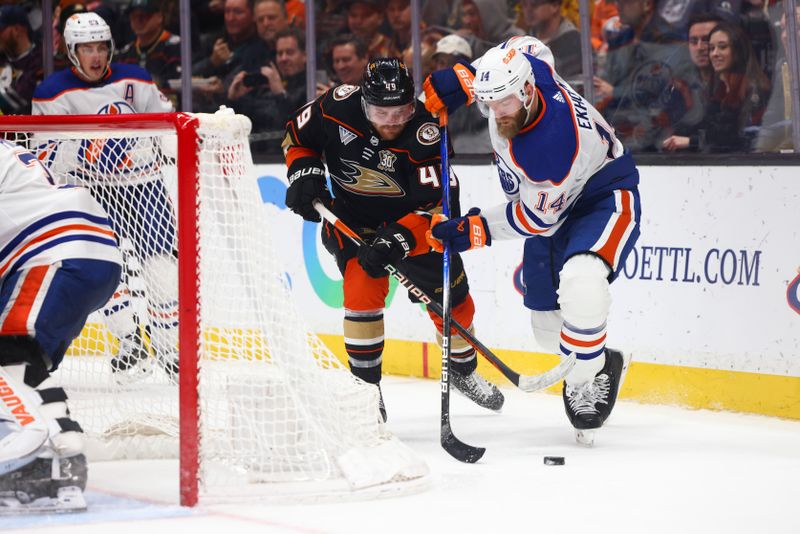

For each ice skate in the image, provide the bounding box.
[451,368,504,412]
[155,349,180,384]
[0,454,88,515]
[377,383,387,423]
[563,349,630,446]
[110,331,152,385]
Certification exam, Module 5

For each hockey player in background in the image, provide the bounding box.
[423,36,641,445]
[0,140,122,512]
[283,58,503,420]
[31,12,178,383]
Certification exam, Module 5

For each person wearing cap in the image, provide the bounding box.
[344,0,391,59]
[116,0,182,107]
[430,34,491,153]
[520,0,582,80]
[0,4,42,115]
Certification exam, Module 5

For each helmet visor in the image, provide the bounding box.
[477,93,525,120]
[363,101,416,126]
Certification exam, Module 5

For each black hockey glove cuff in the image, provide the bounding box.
[357,222,416,278]
[285,164,330,222]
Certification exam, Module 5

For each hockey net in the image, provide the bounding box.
[0,111,428,505]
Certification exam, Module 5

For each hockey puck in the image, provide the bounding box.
[543,456,565,466]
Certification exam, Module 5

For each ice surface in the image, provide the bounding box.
[5,376,799,534]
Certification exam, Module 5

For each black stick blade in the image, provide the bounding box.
[441,423,485,463]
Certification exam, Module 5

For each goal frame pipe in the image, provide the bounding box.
[0,113,202,507]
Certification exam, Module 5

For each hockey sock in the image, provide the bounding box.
[343,310,384,384]
[561,321,606,386]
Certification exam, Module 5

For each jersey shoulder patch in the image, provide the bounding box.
[331,84,360,101]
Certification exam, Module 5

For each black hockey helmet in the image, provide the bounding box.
[361,58,415,107]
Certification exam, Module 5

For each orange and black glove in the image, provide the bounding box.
[422,62,476,116]
[426,208,491,253]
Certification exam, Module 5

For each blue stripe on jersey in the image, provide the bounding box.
[5,234,119,280]
[505,202,531,236]
[33,63,153,100]
[508,57,579,186]
[520,201,553,230]
[0,211,113,263]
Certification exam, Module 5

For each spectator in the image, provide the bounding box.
[754,6,800,152]
[430,34,491,153]
[327,34,370,85]
[116,0,182,107]
[0,5,42,115]
[421,0,463,28]
[591,0,619,53]
[192,0,264,110]
[663,21,770,152]
[401,26,449,82]
[520,0,582,80]
[386,0,413,58]
[344,0,391,59]
[686,13,722,92]
[227,27,308,153]
[593,0,700,151]
[253,0,289,65]
[457,0,524,58]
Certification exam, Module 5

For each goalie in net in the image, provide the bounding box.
[0,140,123,513]
[31,12,178,384]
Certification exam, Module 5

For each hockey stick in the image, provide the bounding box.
[437,111,485,463]
[312,200,575,393]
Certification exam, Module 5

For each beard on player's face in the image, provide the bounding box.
[495,106,528,139]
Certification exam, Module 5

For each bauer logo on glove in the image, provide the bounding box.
[426,208,491,253]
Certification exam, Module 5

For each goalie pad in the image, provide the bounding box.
[0,454,88,515]
[0,365,49,470]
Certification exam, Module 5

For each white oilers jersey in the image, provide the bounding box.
[31,64,173,185]
[478,39,625,240]
[0,141,121,284]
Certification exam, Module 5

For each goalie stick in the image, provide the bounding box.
[437,111,484,463]
[312,200,576,394]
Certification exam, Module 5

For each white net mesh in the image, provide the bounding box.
[1,111,427,502]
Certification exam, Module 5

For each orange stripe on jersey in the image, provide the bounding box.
[561,331,607,348]
[0,224,116,278]
[285,146,320,168]
[595,190,633,268]
[514,202,546,235]
[1,266,49,335]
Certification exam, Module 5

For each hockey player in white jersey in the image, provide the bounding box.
[423,36,640,445]
[0,140,123,512]
[31,12,178,383]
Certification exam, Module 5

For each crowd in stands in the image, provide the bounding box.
[0,0,798,156]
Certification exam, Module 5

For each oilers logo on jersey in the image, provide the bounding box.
[494,153,521,196]
[97,101,137,115]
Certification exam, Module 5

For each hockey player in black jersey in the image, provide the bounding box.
[284,58,503,420]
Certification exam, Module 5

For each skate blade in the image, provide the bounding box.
[0,486,87,515]
[575,429,596,447]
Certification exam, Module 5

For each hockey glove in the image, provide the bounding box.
[357,222,416,278]
[422,62,476,116]
[285,165,330,222]
[426,208,491,253]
